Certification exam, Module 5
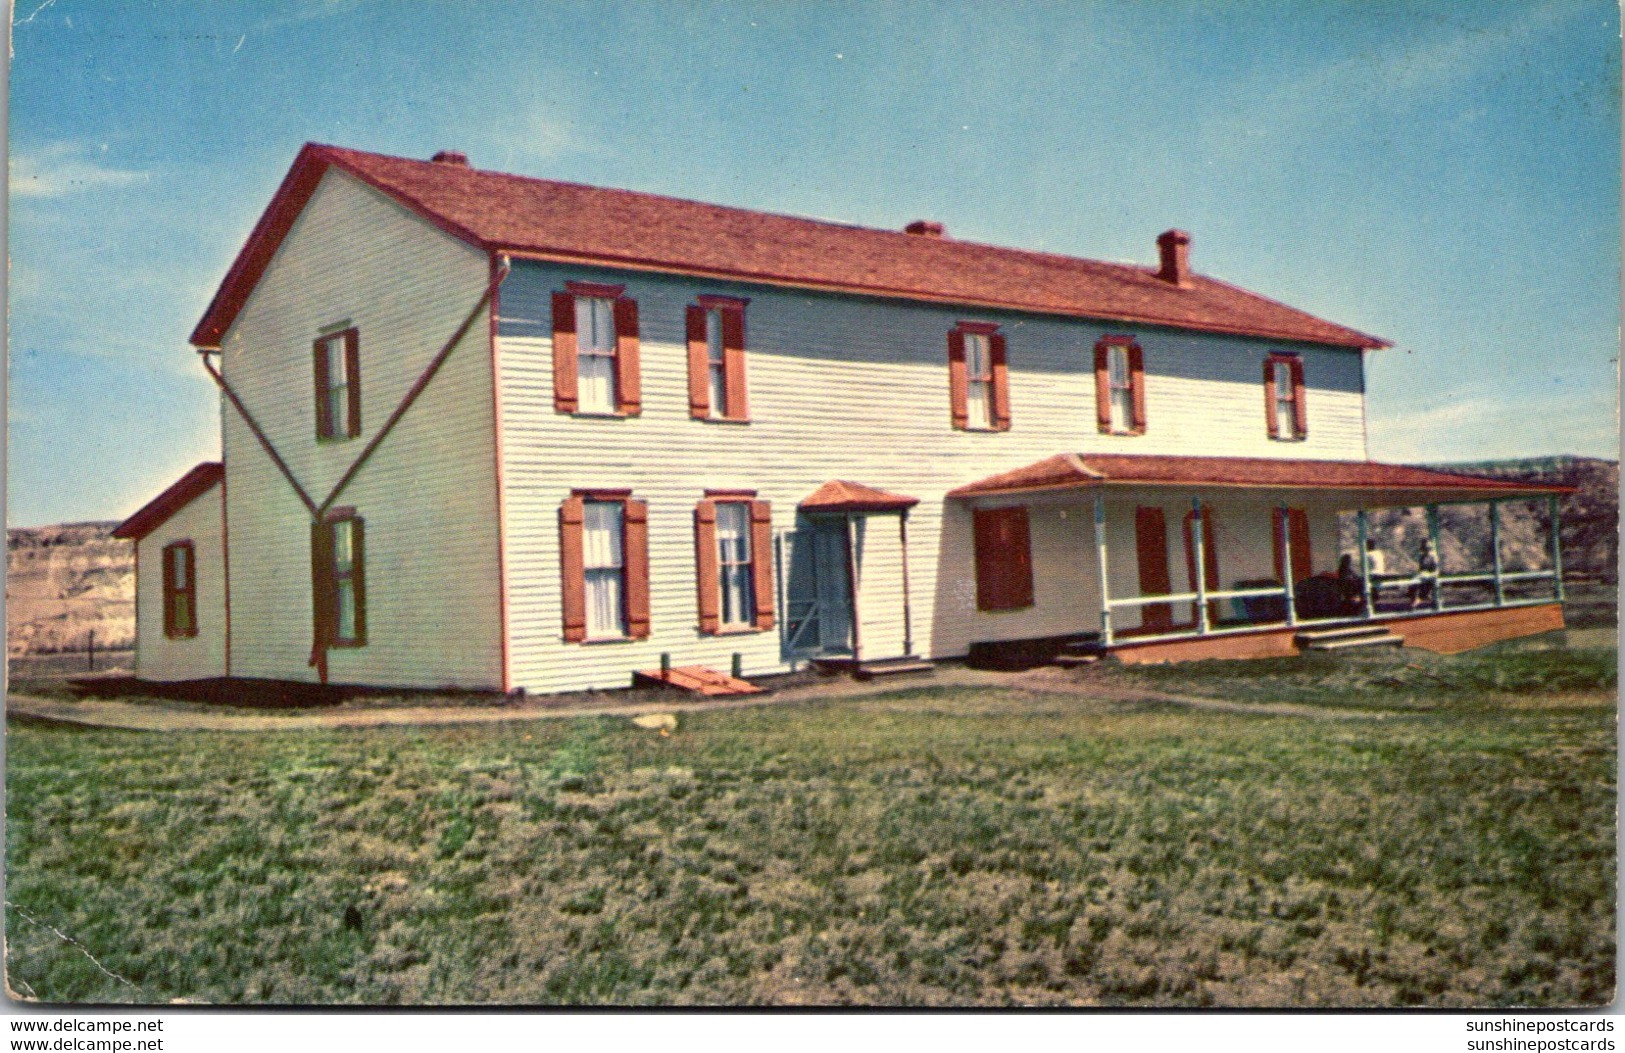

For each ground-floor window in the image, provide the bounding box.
[161,540,197,639]
[313,511,366,647]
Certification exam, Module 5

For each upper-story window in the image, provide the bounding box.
[558,490,651,642]
[948,322,1010,431]
[313,510,366,648]
[313,327,360,440]
[687,297,749,421]
[550,283,641,416]
[1265,353,1307,441]
[1094,336,1145,435]
[161,540,198,639]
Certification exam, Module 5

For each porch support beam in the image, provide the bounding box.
[1192,496,1210,635]
[1276,504,1298,627]
[1426,504,1444,612]
[899,511,914,657]
[1548,495,1566,602]
[1356,509,1375,619]
[1490,500,1505,606]
[1092,493,1113,647]
[844,514,863,664]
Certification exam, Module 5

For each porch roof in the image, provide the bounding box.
[112,462,224,541]
[945,453,1572,505]
[799,479,921,514]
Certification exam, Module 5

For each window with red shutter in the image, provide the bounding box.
[1134,508,1174,631]
[311,510,366,647]
[688,297,749,421]
[562,490,647,642]
[695,492,774,633]
[554,283,641,416]
[1265,353,1307,440]
[161,540,198,639]
[972,506,1034,611]
[1095,336,1145,435]
[313,327,360,440]
[949,322,1007,432]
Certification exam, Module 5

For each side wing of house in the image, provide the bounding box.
[129,479,227,682]
[216,169,504,689]
[494,259,1372,691]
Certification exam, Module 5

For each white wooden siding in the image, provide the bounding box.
[496,263,1371,692]
[218,170,503,689]
[135,482,226,681]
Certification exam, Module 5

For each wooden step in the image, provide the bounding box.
[853,657,936,680]
[1295,624,1395,645]
[1303,632,1404,652]
[1052,653,1100,668]
[632,665,764,696]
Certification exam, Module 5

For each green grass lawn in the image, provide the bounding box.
[5,641,1616,1007]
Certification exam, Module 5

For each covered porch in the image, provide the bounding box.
[947,453,1572,664]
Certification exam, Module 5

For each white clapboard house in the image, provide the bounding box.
[114,144,1570,692]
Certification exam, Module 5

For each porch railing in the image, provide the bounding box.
[1092,494,1565,649]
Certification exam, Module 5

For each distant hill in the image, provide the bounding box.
[7,522,133,656]
[1340,456,1618,584]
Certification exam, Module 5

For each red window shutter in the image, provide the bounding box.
[161,544,177,637]
[622,498,651,638]
[1128,342,1147,433]
[1273,507,1313,583]
[989,332,1011,431]
[1135,507,1174,630]
[686,305,710,418]
[947,330,969,430]
[973,506,1034,611]
[750,500,775,630]
[722,307,748,421]
[344,329,362,437]
[558,495,587,642]
[1094,342,1112,432]
[614,297,641,416]
[694,500,721,633]
[310,520,335,647]
[1183,507,1221,623]
[551,292,579,414]
[313,337,333,439]
[1290,358,1308,437]
[1263,359,1279,439]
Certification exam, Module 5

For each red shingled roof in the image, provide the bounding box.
[112,462,223,541]
[947,453,1571,501]
[799,480,921,514]
[191,143,1390,350]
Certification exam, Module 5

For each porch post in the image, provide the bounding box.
[1192,496,1210,634]
[1356,509,1375,619]
[1426,504,1444,612]
[1276,505,1297,627]
[845,514,863,663]
[775,531,793,671]
[1548,495,1566,602]
[1489,500,1505,606]
[898,510,914,657]
[1092,493,1113,647]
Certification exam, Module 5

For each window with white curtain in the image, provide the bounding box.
[706,308,728,417]
[1108,344,1134,432]
[331,517,361,644]
[715,502,755,627]
[582,501,627,639]
[964,333,993,430]
[575,297,618,413]
[1273,359,1299,438]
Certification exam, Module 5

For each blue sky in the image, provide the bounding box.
[7,0,1619,526]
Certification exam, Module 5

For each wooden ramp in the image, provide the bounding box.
[632,665,764,697]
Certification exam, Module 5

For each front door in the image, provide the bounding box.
[780,519,854,658]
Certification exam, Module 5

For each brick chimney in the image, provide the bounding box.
[430,150,471,168]
[1156,229,1191,286]
[904,220,946,239]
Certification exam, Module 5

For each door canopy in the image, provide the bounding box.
[798,480,920,515]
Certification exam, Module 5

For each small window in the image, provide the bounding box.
[964,333,994,430]
[583,500,628,640]
[313,513,367,647]
[1094,336,1145,435]
[687,298,749,421]
[314,328,360,440]
[715,502,757,628]
[1266,354,1306,440]
[161,540,197,639]
[949,323,1009,431]
[575,297,619,414]
[706,310,727,417]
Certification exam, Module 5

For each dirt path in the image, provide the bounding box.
[5,664,1385,733]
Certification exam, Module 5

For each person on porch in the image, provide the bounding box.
[1337,553,1365,613]
[1411,538,1439,607]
